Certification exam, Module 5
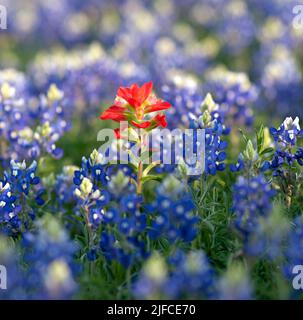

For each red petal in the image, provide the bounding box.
[131,120,151,129]
[117,86,141,108]
[145,101,171,114]
[154,114,167,127]
[117,82,154,109]
[138,81,153,104]
[114,128,121,139]
[131,83,140,94]
[117,87,131,100]
[117,87,133,103]
[100,105,126,122]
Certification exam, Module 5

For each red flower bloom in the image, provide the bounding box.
[100,81,171,130]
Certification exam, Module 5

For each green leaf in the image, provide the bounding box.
[256,125,265,153]
[243,139,256,161]
[142,161,160,177]
[139,150,151,162]
[201,93,217,112]
[259,147,274,156]
[142,175,162,183]
[126,149,140,166]
[238,129,248,143]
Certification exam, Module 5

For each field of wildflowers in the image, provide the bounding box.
[0,0,303,301]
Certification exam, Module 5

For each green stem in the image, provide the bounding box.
[285,144,293,209]
[136,133,145,195]
[137,161,143,195]
[126,267,131,293]
[286,172,292,209]
[83,205,95,273]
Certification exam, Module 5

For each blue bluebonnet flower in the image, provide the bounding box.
[133,250,216,299]
[99,227,148,268]
[258,47,303,118]
[0,160,43,235]
[230,128,273,173]
[230,153,245,173]
[46,166,79,224]
[0,69,29,94]
[189,94,228,175]
[2,0,122,46]
[28,84,71,158]
[97,185,149,267]
[132,252,168,299]
[161,75,203,129]
[204,67,257,128]
[150,38,212,87]
[164,250,216,299]
[189,0,256,55]
[0,80,69,165]
[95,168,148,267]
[219,2,256,54]
[232,175,275,237]
[53,166,78,209]
[243,214,289,261]
[6,160,40,195]
[1,215,79,300]
[262,117,303,173]
[74,153,197,268]
[73,150,148,267]
[210,1,256,55]
[284,216,303,281]
[247,0,297,22]
[232,175,289,261]
[145,175,199,243]
[21,215,78,299]
[254,1,302,50]
[115,0,164,56]
[244,203,290,260]
[270,117,302,148]
[151,122,208,176]
[73,150,110,208]
[261,117,303,208]
[0,81,30,164]
[218,263,253,300]
[230,140,257,174]
[150,93,224,177]
[0,235,27,299]
[0,180,17,231]
[29,44,149,121]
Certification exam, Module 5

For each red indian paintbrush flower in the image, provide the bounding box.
[100,81,171,130]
